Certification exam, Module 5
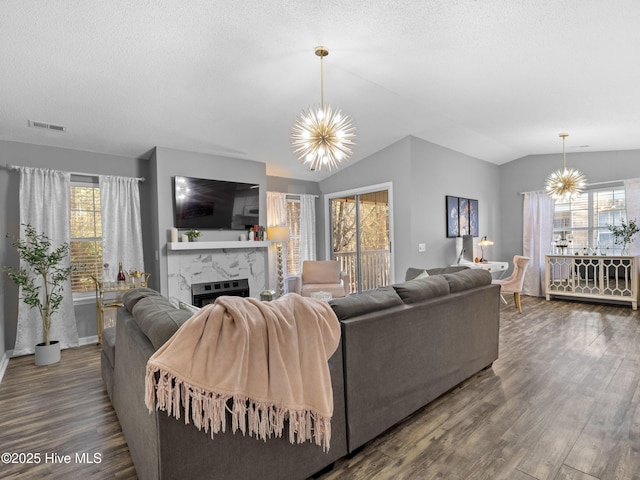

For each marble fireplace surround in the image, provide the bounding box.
[166,241,270,305]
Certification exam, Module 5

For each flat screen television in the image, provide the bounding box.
[173,176,259,230]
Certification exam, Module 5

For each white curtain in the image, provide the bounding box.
[14,166,78,356]
[522,191,555,297]
[624,178,640,257]
[299,194,317,264]
[99,175,144,277]
[267,192,288,293]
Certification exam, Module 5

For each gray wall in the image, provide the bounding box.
[499,149,640,270]
[319,136,501,284]
[266,176,321,196]
[0,140,151,356]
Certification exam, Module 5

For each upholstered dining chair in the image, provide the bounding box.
[294,260,350,298]
[492,255,530,313]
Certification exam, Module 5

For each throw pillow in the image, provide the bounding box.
[392,275,450,304]
[329,286,404,321]
[132,296,193,349]
[122,287,162,313]
[414,270,430,280]
[442,269,492,292]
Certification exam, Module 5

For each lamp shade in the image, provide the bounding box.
[268,226,290,242]
[478,236,494,246]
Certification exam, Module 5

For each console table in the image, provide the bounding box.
[545,255,638,310]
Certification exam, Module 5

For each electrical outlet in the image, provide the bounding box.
[418,243,426,252]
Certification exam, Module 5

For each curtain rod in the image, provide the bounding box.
[5,164,145,182]
[519,178,629,195]
[285,193,319,198]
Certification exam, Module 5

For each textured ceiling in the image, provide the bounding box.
[2,1,640,180]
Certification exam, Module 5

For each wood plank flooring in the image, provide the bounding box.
[1,296,639,479]
[0,343,135,479]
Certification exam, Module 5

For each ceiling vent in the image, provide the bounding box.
[28,120,67,132]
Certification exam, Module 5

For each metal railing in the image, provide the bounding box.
[334,249,391,293]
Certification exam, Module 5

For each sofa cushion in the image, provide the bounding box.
[442,268,492,292]
[123,287,163,313]
[132,295,193,349]
[405,265,468,281]
[329,287,404,320]
[392,275,450,304]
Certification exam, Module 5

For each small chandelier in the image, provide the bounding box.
[291,46,355,172]
[545,133,587,201]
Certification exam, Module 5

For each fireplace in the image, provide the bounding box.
[191,279,250,307]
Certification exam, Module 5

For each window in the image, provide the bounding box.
[70,178,102,295]
[553,186,626,254]
[286,198,301,275]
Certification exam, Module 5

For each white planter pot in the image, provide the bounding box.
[35,340,61,366]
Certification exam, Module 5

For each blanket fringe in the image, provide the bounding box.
[145,365,332,452]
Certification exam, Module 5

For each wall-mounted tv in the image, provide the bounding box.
[173,176,259,230]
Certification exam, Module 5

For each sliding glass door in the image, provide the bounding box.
[329,185,392,294]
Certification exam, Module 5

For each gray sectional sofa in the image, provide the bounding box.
[101,266,500,479]
[330,266,501,451]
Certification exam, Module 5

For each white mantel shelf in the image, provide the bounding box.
[168,240,271,251]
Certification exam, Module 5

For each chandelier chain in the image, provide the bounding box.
[320,50,325,109]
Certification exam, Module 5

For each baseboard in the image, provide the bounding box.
[79,335,99,346]
[0,351,10,385]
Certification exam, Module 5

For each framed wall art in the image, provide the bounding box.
[446,195,479,238]
[446,195,459,237]
[469,199,479,237]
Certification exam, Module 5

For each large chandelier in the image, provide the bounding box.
[545,133,586,201]
[291,46,355,172]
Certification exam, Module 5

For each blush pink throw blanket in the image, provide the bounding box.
[145,293,341,452]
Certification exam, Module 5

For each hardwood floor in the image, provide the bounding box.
[0,343,135,479]
[1,297,639,479]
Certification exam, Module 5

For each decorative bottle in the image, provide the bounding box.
[117,262,126,283]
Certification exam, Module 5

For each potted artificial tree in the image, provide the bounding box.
[4,224,74,366]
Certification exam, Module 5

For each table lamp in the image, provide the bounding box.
[268,226,290,297]
[478,236,494,263]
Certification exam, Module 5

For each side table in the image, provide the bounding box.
[93,274,150,343]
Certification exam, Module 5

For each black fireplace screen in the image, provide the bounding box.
[191,279,250,307]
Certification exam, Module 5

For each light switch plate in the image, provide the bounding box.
[418,243,426,252]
